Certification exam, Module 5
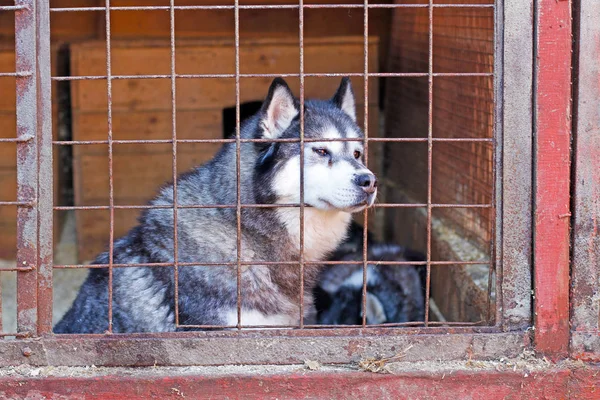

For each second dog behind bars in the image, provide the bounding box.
[54,77,377,333]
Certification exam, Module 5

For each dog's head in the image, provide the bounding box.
[253,77,377,212]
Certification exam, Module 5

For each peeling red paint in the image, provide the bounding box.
[0,365,598,400]
[533,0,573,358]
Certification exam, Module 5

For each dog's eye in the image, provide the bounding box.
[354,150,361,159]
[313,148,329,157]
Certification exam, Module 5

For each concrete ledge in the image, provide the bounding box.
[0,361,598,399]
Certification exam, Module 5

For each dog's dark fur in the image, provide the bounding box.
[314,221,426,325]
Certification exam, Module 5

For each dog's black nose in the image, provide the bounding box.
[355,173,377,194]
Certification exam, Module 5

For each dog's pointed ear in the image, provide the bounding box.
[259,78,299,139]
[331,77,356,122]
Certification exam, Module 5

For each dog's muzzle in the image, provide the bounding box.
[354,172,378,195]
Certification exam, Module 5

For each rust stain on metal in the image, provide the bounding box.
[15,0,39,336]
[35,0,55,335]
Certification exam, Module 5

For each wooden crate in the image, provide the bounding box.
[70,37,379,261]
[0,45,64,259]
[105,0,392,75]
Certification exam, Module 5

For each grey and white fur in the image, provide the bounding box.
[54,77,377,333]
[314,222,425,325]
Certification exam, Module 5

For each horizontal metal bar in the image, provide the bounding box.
[0,136,34,143]
[49,4,495,12]
[0,5,28,11]
[53,203,492,211]
[52,137,493,145]
[0,265,36,272]
[0,332,32,338]
[48,326,502,340]
[0,71,33,77]
[374,203,493,208]
[54,260,488,269]
[51,72,494,81]
[175,321,485,330]
[0,201,35,207]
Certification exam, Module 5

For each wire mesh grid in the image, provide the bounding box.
[0,0,497,337]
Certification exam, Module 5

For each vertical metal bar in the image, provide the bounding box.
[36,0,54,335]
[298,0,305,329]
[533,0,572,358]
[487,2,498,325]
[15,0,39,335]
[360,0,369,328]
[170,0,180,328]
[500,0,533,330]
[423,0,433,326]
[494,0,505,329]
[105,0,114,333]
[235,0,242,329]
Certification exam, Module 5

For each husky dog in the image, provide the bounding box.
[54,77,377,333]
[314,223,425,325]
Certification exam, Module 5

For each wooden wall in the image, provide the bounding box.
[70,37,380,261]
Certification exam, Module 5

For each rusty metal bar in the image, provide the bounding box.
[234,0,242,330]
[423,0,433,327]
[0,332,31,338]
[0,4,28,11]
[0,71,32,77]
[48,3,495,12]
[0,137,34,143]
[15,0,39,336]
[105,0,115,334]
[169,0,180,328]
[298,0,306,329]
[173,320,485,330]
[0,265,35,272]
[486,0,498,325]
[0,201,35,207]
[36,0,54,335]
[50,72,494,81]
[51,137,494,145]
[360,0,369,327]
[52,203,493,211]
[54,261,489,269]
[46,325,502,340]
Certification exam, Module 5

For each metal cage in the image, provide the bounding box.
[0,1,595,389]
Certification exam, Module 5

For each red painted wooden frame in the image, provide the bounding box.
[0,365,599,399]
[533,0,573,358]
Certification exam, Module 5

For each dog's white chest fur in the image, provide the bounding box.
[276,207,351,261]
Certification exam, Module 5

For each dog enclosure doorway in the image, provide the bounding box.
[0,0,584,381]
[222,101,262,139]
